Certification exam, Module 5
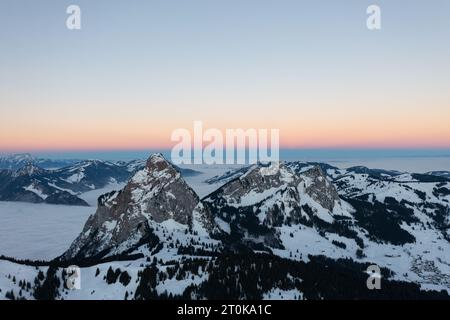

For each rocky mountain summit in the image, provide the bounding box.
[62,154,214,261]
[202,162,349,249]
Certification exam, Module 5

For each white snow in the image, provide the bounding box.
[103,221,117,232]
[214,217,231,234]
[263,288,303,300]
[79,182,126,206]
[48,183,78,195]
[23,184,48,200]
[65,172,85,184]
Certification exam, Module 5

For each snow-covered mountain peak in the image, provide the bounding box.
[82,159,110,166]
[132,153,180,185]
[239,162,293,182]
[13,163,44,177]
[148,152,168,164]
[68,159,115,171]
[199,162,348,250]
[226,162,298,195]
[206,162,338,213]
[62,153,202,261]
[9,153,34,162]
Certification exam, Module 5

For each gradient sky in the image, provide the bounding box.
[1,0,449,152]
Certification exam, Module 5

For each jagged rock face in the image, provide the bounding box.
[207,163,302,206]
[13,164,44,178]
[205,163,340,222]
[203,163,343,249]
[128,155,199,224]
[205,162,341,213]
[302,166,340,212]
[62,154,203,261]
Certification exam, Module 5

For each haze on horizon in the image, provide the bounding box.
[1,0,450,152]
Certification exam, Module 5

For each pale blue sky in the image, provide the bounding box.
[0,0,449,152]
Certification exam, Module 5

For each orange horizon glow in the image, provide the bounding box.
[3,93,449,152]
[2,113,450,151]
[1,122,450,152]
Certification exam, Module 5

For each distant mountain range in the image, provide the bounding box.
[0,154,201,206]
[207,162,450,185]
[1,153,449,300]
[0,153,79,170]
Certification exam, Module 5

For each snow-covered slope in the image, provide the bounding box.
[202,163,352,249]
[50,160,130,193]
[0,164,89,206]
[0,160,131,206]
[1,156,450,300]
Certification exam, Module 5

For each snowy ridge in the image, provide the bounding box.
[1,156,450,300]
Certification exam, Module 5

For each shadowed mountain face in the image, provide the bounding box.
[202,163,345,249]
[0,161,130,206]
[0,164,89,206]
[48,160,130,193]
[62,154,209,260]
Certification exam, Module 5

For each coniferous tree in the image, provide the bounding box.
[5,290,15,300]
[33,266,61,300]
[119,271,131,286]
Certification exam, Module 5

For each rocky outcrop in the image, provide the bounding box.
[62,154,212,261]
[202,163,343,248]
[302,166,340,212]
[207,163,302,205]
